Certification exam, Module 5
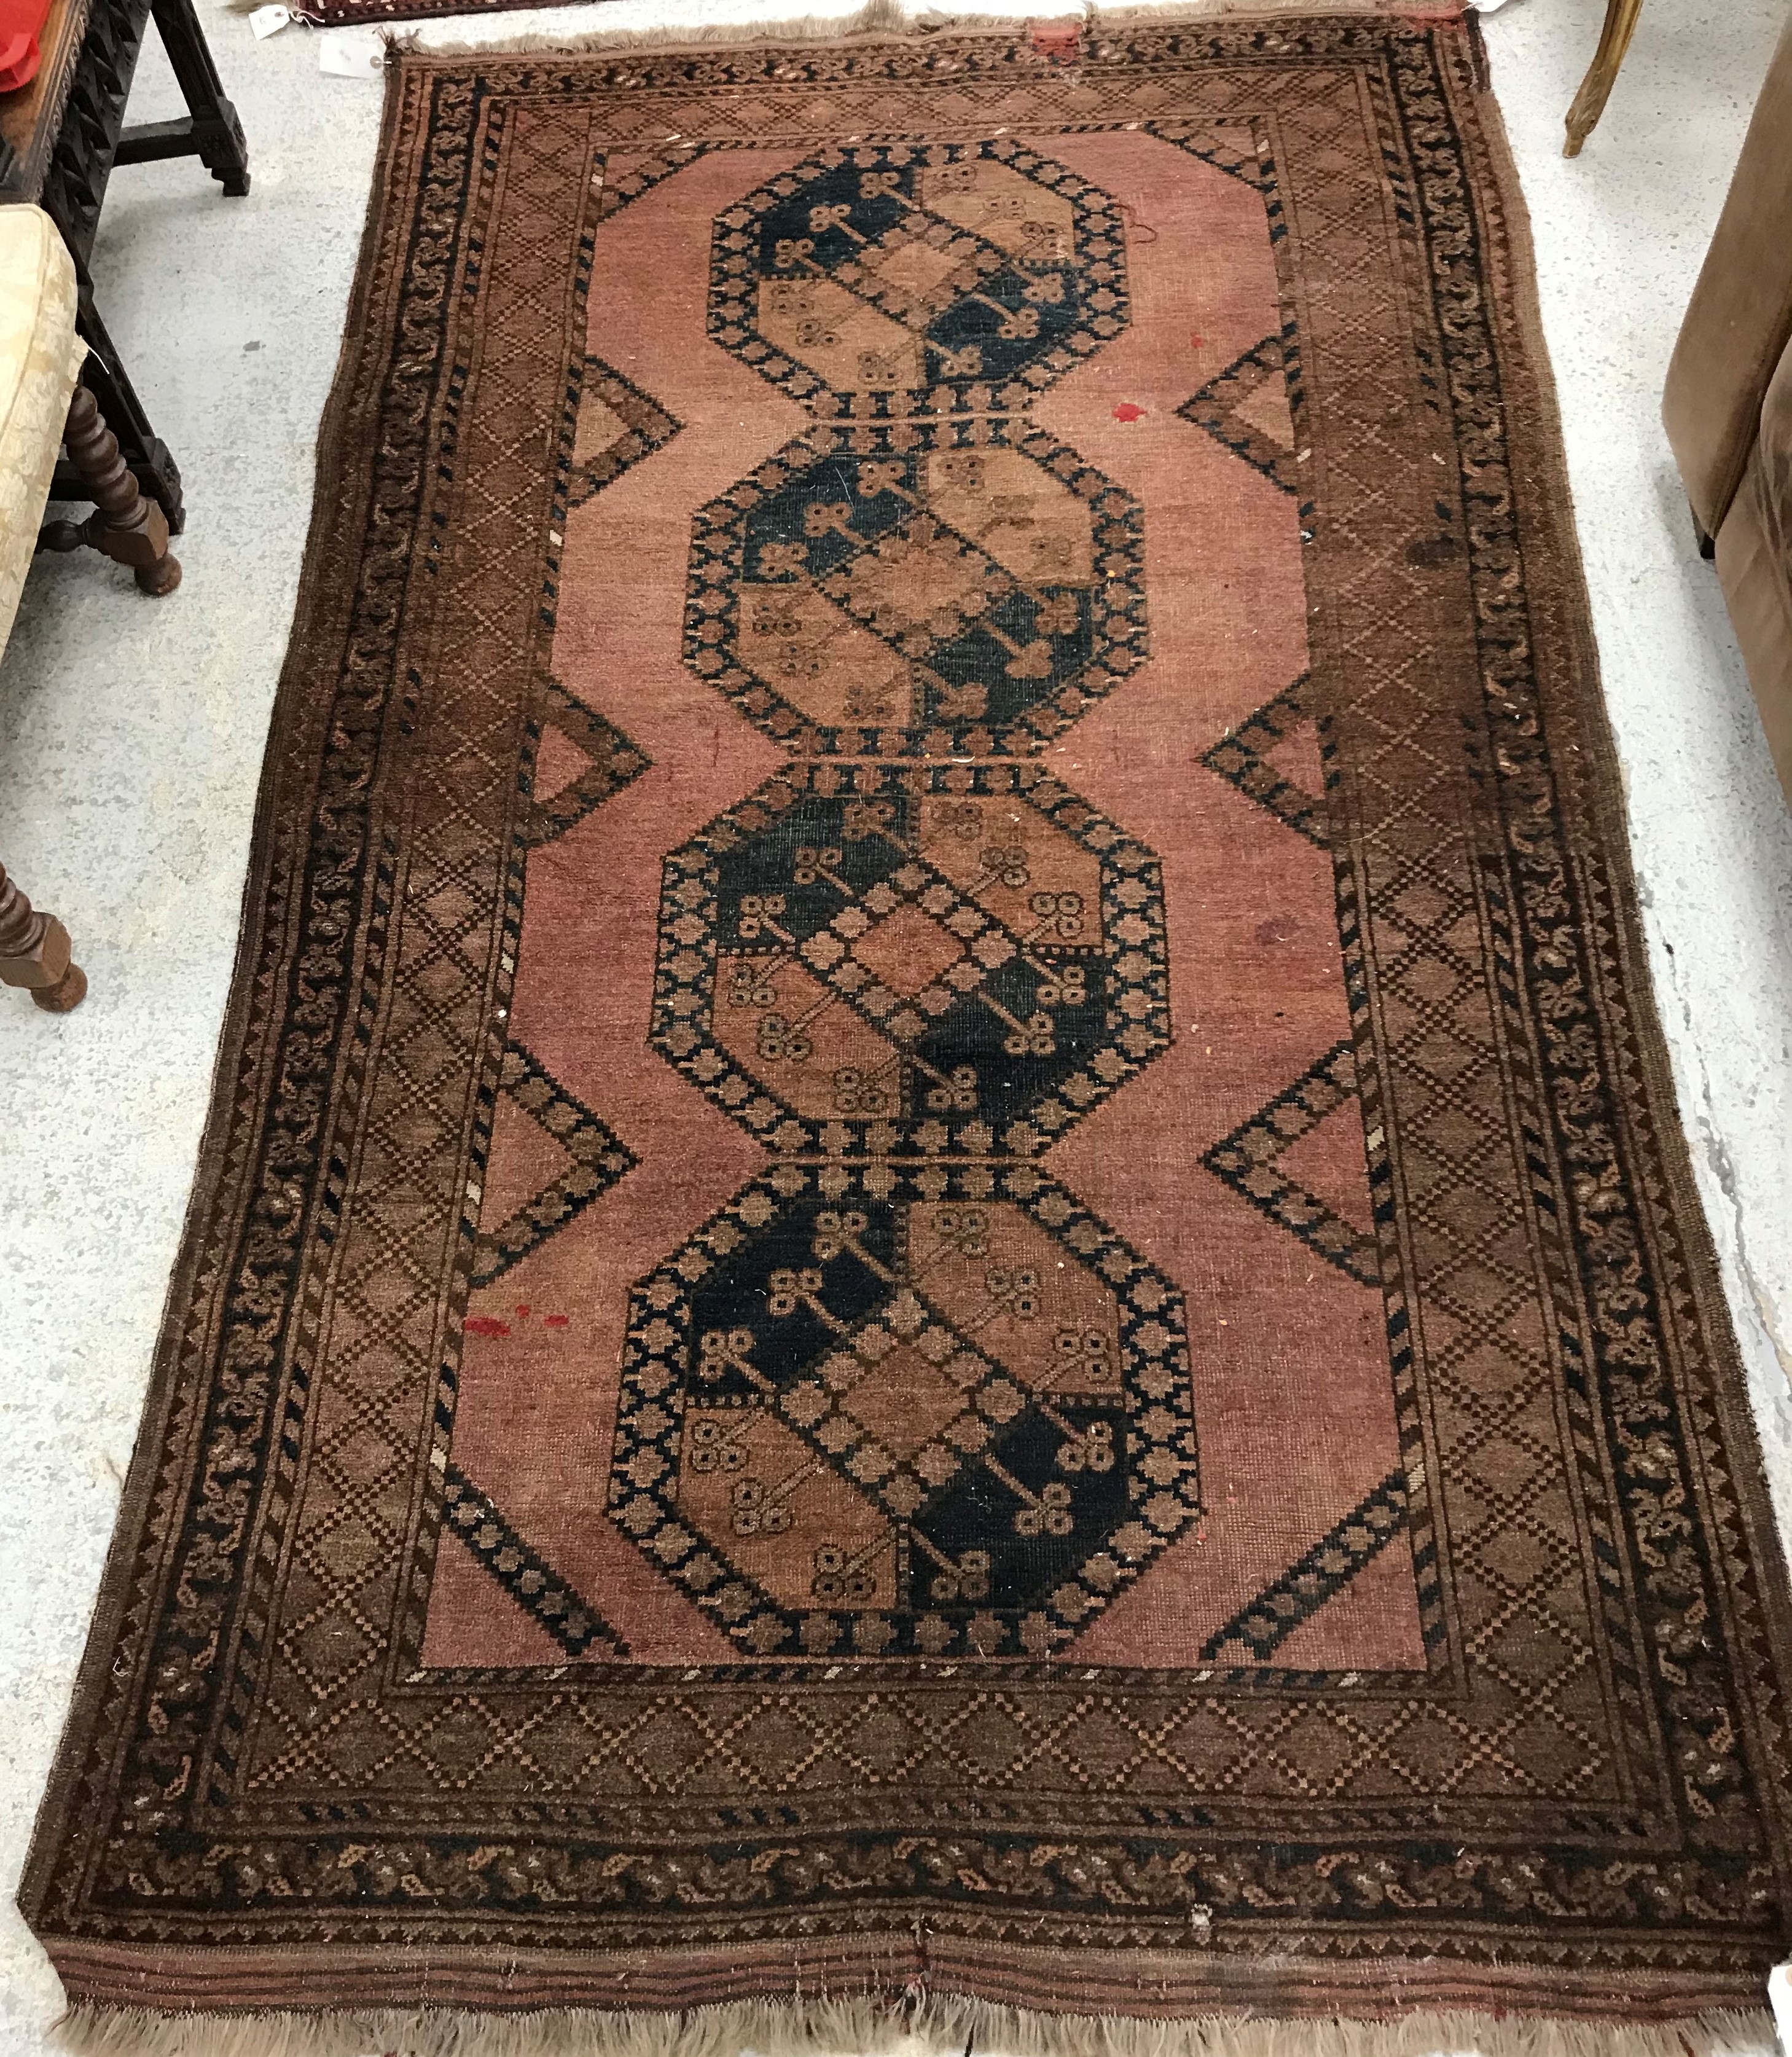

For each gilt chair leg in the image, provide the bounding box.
[37,385,182,596]
[0,860,87,1013]
[1565,0,1646,157]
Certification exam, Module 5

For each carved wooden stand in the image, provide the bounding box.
[0,861,87,1012]
[50,0,251,528]
[2,0,251,531]
[38,383,182,594]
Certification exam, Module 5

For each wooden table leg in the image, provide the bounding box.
[1565,0,1646,157]
[115,0,251,197]
[0,861,87,1013]
[64,290,185,533]
[39,383,182,595]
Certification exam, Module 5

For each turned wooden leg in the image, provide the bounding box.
[37,385,182,596]
[1565,0,1646,157]
[63,294,184,533]
[0,861,87,1013]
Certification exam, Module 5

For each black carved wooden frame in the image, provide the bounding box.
[9,0,251,531]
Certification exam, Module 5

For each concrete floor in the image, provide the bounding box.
[0,1,1789,2048]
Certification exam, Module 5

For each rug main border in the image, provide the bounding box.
[21,16,1792,2022]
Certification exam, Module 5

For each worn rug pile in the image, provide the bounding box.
[23,14,1792,2051]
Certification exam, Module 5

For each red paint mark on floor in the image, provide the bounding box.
[1113,402,1146,423]
[465,1315,511,1338]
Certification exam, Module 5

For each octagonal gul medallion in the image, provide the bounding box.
[709,140,1130,406]
[609,1177,1199,1659]
[681,138,1147,757]
[650,762,1173,1163]
[686,431,1146,757]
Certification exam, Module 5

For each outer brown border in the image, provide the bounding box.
[20,19,1792,2024]
[1457,17,1792,1835]
[16,63,426,1909]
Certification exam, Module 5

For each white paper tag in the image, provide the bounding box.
[319,26,384,75]
[248,4,290,35]
[1768,1964,1791,2053]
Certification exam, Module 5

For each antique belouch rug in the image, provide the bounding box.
[24,14,1792,2048]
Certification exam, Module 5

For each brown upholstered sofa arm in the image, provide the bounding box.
[1664,16,1792,541]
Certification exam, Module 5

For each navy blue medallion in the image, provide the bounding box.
[685,141,1147,758]
[611,1175,1197,1660]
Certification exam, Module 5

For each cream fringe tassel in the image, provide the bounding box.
[50,1997,1782,2057]
[229,0,1431,64]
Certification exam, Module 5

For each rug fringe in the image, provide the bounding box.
[254,0,1430,63]
[49,1997,1782,2057]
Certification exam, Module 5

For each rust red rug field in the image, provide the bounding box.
[24,17,1792,2035]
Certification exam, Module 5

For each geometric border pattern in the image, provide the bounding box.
[25,28,1792,2012]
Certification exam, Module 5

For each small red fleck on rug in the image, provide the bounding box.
[23,18,1792,2053]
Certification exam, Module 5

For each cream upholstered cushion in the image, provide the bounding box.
[0,204,84,654]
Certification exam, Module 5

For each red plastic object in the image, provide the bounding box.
[0,0,52,92]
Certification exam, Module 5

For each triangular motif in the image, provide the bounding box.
[1200,1039,1381,1287]
[519,676,649,848]
[1178,327,1305,495]
[1199,1468,1410,1661]
[1146,120,1272,190]
[1200,673,1331,847]
[569,357,683,506]
[596,143,709,222]
[440,1465,629,1658]
[1276,1090,1377,1241]
[471,1043,636,1288]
